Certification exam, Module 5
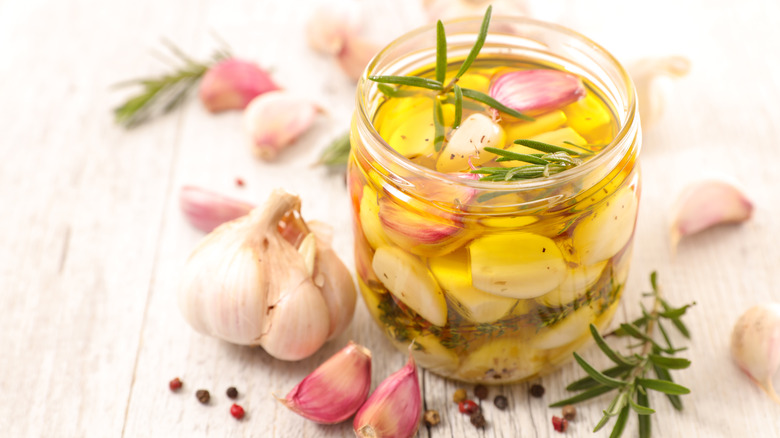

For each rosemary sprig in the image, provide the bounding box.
[113,42,231,128]
[369,6,534,127]
[550,272,695,438]
[470,141,585,181]
[317,131,351,167]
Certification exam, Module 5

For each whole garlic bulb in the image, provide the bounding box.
[178,189,356,361]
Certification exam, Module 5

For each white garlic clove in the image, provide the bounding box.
[337,36,381,81]
[628,56,690,131]
[669,179,753,250]
[353,354,422,438]
[279,341,372,424]
[199,58,280,113]
[731,303,780,404]
[179,185,254,232]
[436,113,506,173]
[243,91,320,161]
[306,1,362,55]
[489,69,585,115]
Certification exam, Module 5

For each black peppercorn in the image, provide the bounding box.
[196,389,210,404]
[226,386,238,399]
[470,412,487,428]
[493,395,508,410]
[529,384,545,398]
[474,384,488,400]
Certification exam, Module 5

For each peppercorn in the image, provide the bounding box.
[530,383,545,398]
[552,415,568,432]
[169,377,183,391]
[474,384,488,400]
[458,399,480,415]
[493,395,508,410]
[423,409,440,426]
[453,388,467,403]
[562,404,576,421]
[230,403,245,420]
[470,412,487,429]
[195,389,210,404]
[226,386,238,399]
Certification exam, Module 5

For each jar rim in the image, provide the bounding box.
[355,15,638,193]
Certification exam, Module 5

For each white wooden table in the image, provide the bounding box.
[2,0,779,436]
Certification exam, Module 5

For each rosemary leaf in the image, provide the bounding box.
[318,131,351,166]
[435,20,447,83]
[573,352,626,388]
[460,87,534,121]
[453,84,463,128]
[483,146,550,165]
[565,364,632,391]
[637,378,691,395]
[653,365,684,410]
[647,354,691,370]
[637,391,652,438]
[433,99,445,152]
[453,6,492,81]
[368,75,443,91]
[628,394,656,415]
[609,405,631,438]
[550,384,614,407]
[589,324,634,367]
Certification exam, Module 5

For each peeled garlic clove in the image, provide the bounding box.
[279,341,372,424]
[489,69,585,115]
[669,179,753,250]
[572,186,639,265]
[388,103,455,158]
[436,113,505,173]
[179,185,254,232]
[371,246,447,326]
[629,56,690,131]
[306,1,362,55]
[338,36,381,81]
[243,91,319,161]
[359,185,392,249]
[199,58,280,113]
[731,303,780,404]
[354,354,421,438]
[562,94,614,143]
[503,110,567,141]
[457,338,545,382]
[469,232,566,299]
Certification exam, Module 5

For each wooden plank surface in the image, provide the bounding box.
[1,0,779,436]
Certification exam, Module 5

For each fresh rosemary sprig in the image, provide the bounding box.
[317,131,351,167]
[113,42,231,128]
[368,6,534,128]
[550,272,695,438]
[471,140,587,181]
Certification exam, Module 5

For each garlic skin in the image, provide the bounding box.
[628,56,690,131]
[199,58,280,113]
[731,303,780,404]
[279,341,372,424]
[669,179,753,250]
[353,354,422,438]
[489,69,585,115]
[177,189,356,361]
[179,185,254,232]
[243,91,319,161]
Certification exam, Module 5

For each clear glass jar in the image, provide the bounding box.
[348,16,640,383]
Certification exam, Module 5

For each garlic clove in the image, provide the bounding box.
[457,338,545,382]
[306,1,362,55]
[536,261,607,308]
[435,113,506,173]
[561,93,614,143]
[338,35,382,81]
[669,179,753,250]
[359,185,392,250]
[354,353,421,438]
[499,127,587,167]
[731,303,780,404]
[243,91,319,161]
[279,341,372,423]
[179,185,254,232]
[489,69,585,115]
[503,110,567,144]
[572,185,639,265]
[429,249,517,323]
[199,58,280,113]
[378,196,468,257]
[388,103,455,158]
[628,56,691,131]
[469,232,566,299]
[371,246,448,326]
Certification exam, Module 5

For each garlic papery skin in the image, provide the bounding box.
[243,91,319,161]
[178,189,355,361]
[279,341,372,424]
[199,58,280,113]
[353,354,421,438]
[731,303,780,404]
[669,179,753,250]
[489,69,585,115]
[628,56,690,131]
[179,185,254,232]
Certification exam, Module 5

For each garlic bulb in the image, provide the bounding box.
[178,189,356,361]
[731,303,780,404]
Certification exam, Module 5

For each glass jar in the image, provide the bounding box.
[348,16,640,383]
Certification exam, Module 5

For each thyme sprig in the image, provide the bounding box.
[113,42,231,128]
[551,272,695,438]
[471,140,588,181]
[369,6,534,127]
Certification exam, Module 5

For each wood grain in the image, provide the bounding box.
[1,0,779,436]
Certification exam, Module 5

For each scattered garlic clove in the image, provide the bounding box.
[371,246,448,326]
[628,56,690,131]
[469,232,566,299]
[178,189,356,361]
[378,196,468,257]
[731,303,780,404]
[436,113,506,173]
[306,1,362,55]
[199,58,280,113]
[669,179,753,250]
[179,185,254,232]
[489,69,585,115]
[337,36,381,81]
[279,341,372,423]
[354,354,422,438]
[243,91,319,161]
[572,185,639,265]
